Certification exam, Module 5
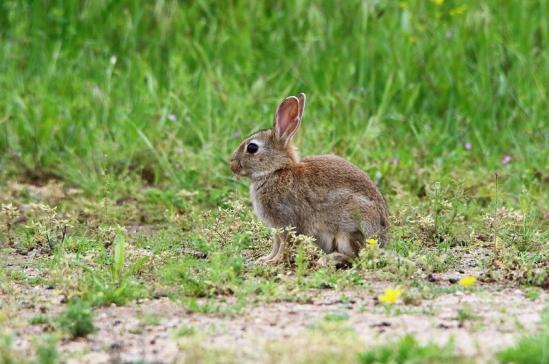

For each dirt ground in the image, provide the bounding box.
[3,260,547,364]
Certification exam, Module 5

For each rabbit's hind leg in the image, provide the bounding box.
[317,232,355,268]
[317,253,353,269]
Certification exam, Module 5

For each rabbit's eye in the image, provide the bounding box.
[246,143,259,154]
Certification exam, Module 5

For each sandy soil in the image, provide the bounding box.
[2,265,547,364]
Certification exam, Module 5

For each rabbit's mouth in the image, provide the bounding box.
[230,159,245,178]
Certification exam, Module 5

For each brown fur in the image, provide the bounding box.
[230,93,389,265]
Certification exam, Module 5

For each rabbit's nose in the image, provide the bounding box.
[230,159,241,174]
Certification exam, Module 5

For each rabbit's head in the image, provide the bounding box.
[230,93,306,180]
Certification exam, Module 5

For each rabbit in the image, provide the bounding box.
[229,93,389,267]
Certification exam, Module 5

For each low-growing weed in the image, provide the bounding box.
[0,335,24,364]
[357,335,467,364]
[173,325,197,337]
[496,308,549,364]
[29,315,50,325]
[34,335,59,364]
[56,300,95,338]
[457,304,480,323]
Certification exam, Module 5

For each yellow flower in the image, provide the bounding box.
[431,0,444,5]
[449,5,467,16]
[378,287,403,304]
[458,275,477,288]
[367,238,378,246]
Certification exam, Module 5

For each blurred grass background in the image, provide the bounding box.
[0,0,547,203]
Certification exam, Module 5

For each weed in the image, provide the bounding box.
[139,313,162,326]
[496,333,549,364]
[525,288,541,301]
[0,335,25,364]
[457,304,479,322]
[34,336,59,364]
[23,204,72,253]
[357,335,467,364]
[0,204,20,247]
[29,315,50,325]
[56,300,95,338]
[267,322,361,364]
[323,311,350,322]
[173,325,197,337]
[82,227,147,305]
[496,308,549,364]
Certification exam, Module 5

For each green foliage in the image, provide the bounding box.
[82,228,147,306]
[56,300,95,338]
[496,308,549,364]
[497,334,549,364]
[174,325,197,338]
[357,335,467,364]
[0,335,21,364]
[0,0,546,196]
[112,228,126,285]
[160,251,244,298]
[34,336,59,364]
[29,315,49,325]
[457,304,479,322]
[323,311,350,322]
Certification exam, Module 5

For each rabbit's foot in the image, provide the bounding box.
[256,236,284,264]
[257,241,288,265]
[256,255,273,263]
[317,253,353,269]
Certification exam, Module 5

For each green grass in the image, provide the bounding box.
[35,336,59,364]
[56,300,95,338]
[358,334,468,364]
[497,333,549,364]
[0,1,547,195]
[496,308,549,364]
[0,0,548,362]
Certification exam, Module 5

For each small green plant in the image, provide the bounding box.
[56,300,95,338]
[357,335,466,364]
[174,325,197,337]
[0,204,20,246]
[23,204,72,253]
[295,243,308,281]
[112,228,126,284]
[30,315,50,325]
[496,333,549,364]
[34,335,59,364]
[140,313,161,326]
[496,308,549,364]
[525,288,541,301]
[457,304,479,322]
[83,227,147,305]
[0,335,25,364]
[323,311,350,322]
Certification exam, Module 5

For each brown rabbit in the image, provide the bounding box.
[230,93,389,266]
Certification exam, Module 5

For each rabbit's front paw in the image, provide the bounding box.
[256,255,272,264]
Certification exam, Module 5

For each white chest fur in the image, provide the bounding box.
[250,183,274,227]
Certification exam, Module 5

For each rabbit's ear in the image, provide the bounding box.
[274,96,301,145]
[297,93,306,119]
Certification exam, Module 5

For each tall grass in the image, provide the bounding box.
[0,1,546,199]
